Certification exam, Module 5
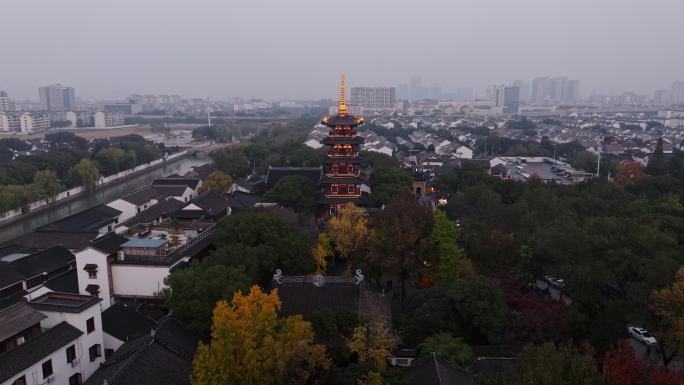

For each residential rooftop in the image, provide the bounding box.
[29,292,100,313]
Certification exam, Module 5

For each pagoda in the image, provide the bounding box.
[320,75,365,214]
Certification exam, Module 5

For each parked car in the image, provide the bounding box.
[627,326,658,346]
[544,275,566,289]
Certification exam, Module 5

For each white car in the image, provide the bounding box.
[544,275,566,289]
[627,326,658,346]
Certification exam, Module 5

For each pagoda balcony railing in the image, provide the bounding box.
[325,172,359,178]
[328,152,359,158]
[324,193,362,199]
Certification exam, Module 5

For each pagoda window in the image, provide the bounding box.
[347,164,354,174]
[331,184,338,194]
[348,184,354,193]
[340,185,348,194]
[332,164,339,174]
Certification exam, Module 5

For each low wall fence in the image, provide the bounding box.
[0,150,188,223]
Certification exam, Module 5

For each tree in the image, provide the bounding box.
[647,138,667,176]
[210,209,315,285]
[417,333,473,367]
[32,170,61,202]
[479,343,603,385]
[199,170,233,194]
[368,192,434,298]
[210,147,251,178]
[651,267,684,368]
[368,168,413,207]
[264,175,319,213]
[429,210,471,281]
[347,317,397,372]
[95,147,128,175]
[615,160,646,185]
[312,233,333,274]
[163,264,249,332]
[401,277,509,345]
[69,158,100,194]
[192,286,330,385]
[328,203,369,262]
[604,340,648,385]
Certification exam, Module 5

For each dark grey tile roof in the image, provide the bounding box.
[44,270,79,294]
[102,303,160,342]
[37,205,122,233]
[408,353,476,385]
[152,177,200,190]
[0,301,46,342]
[121,186,162,206]
[9,246,75,280]
[3,231,99,251]
[0,264,24,290]
[84,316,199,385]
[29,292,100,313]
[178,191,229,220]
[228,192,263,211]
[265,167,322,188]
[90,233,129,255]
[119,198,185,228]
[274,275,362,320]
[0,322,83,383]
[152,185,188,197]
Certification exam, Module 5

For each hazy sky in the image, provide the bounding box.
[2,0,682,101]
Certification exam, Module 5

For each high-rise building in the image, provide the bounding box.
[349,87,396,115]
[491,85,520,114]
[654,90,670,105]
[512,80,530,103]
[566,80,581,102]
[0,91,16,112]
[549,77,568,103]
[39,84,76,110]
[320,75,365,214]
[428,84,443,100]
[20,112,50,133]
[532,77,549,104]
[409,76,425,100]
[671,81,684,104]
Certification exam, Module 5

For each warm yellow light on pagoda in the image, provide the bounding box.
[338,74,348,117]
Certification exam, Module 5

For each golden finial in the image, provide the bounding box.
[338,74,347,116]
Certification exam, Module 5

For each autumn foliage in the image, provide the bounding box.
[192,286,330,385]
[604,340,684,385]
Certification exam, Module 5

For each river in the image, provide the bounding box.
[0,156,209,243]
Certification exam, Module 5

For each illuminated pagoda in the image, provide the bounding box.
[320,75,365,214]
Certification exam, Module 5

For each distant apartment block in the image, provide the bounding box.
[20,112,51,134]
[350,87,396,115]
[39,84,76,110]
[94,111,125,128]
[671,81,684,104]
[491,85,520,114]
[0,91,16,112]
[531,76,580,105]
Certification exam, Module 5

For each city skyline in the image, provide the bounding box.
[2,0,683,100]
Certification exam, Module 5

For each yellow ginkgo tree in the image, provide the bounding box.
[192,286,330,385]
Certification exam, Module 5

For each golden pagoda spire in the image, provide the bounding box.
[338,74,347,116]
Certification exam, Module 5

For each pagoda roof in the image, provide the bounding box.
[321,157,362,164]
[321,136,364,145]
[320,176,365,184]
[321,114,364,127]
[320,195,367,205]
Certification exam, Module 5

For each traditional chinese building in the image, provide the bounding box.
[320,75,365,214]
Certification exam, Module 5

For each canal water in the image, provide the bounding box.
[0,156,209,243]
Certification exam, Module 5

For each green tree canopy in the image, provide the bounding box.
[368,168,413,207]
[163,263,249,332]
[264,175,319,213]
[210,209,315,285]
[417,333,473,367]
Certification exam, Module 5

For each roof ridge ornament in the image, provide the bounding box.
[354,269,364,285]
[273,269,283,284]
[339,74,347,117]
